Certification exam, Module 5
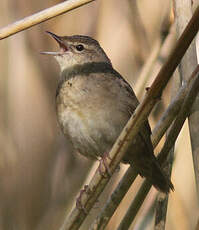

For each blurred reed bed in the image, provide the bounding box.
[0,0,198,229]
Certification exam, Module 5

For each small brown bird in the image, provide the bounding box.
[41,31,173,193]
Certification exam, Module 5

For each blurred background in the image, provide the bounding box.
[0,0,198,229]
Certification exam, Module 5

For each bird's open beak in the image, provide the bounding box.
[40,31,68,55]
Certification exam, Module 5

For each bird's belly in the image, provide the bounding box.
[57,104,121,159]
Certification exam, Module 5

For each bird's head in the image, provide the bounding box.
[41,31,111,71]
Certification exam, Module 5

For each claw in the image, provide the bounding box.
[98,152,112,177]
[76,185,91,214]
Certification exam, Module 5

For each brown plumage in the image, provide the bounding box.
[42,31,174,193]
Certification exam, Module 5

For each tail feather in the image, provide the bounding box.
[147,161,174,193]
[132,160,174,193]
[149,164,174,193]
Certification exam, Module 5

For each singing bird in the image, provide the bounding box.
[41,31,173,193]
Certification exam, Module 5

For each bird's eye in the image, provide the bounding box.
[75,44,84,51]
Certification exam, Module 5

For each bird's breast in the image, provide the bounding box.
[56,78,115,158]
[55,73,132,158]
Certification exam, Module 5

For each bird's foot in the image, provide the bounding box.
[98,152,112,177]
[76,185,91,214]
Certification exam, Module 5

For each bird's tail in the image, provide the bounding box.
[147,160,174,193]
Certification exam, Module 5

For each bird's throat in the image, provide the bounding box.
[56,62,115,97]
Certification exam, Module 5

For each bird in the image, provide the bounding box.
[41,31,174,193]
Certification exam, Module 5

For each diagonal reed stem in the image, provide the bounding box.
[0,0,95,39]
[59,6,199,230]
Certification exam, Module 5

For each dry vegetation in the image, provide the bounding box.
[0,0,198,229]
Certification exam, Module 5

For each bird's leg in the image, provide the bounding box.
[98,152,112,177]
[76,185,91,213]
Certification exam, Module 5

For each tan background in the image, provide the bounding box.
[0,0,198,229]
